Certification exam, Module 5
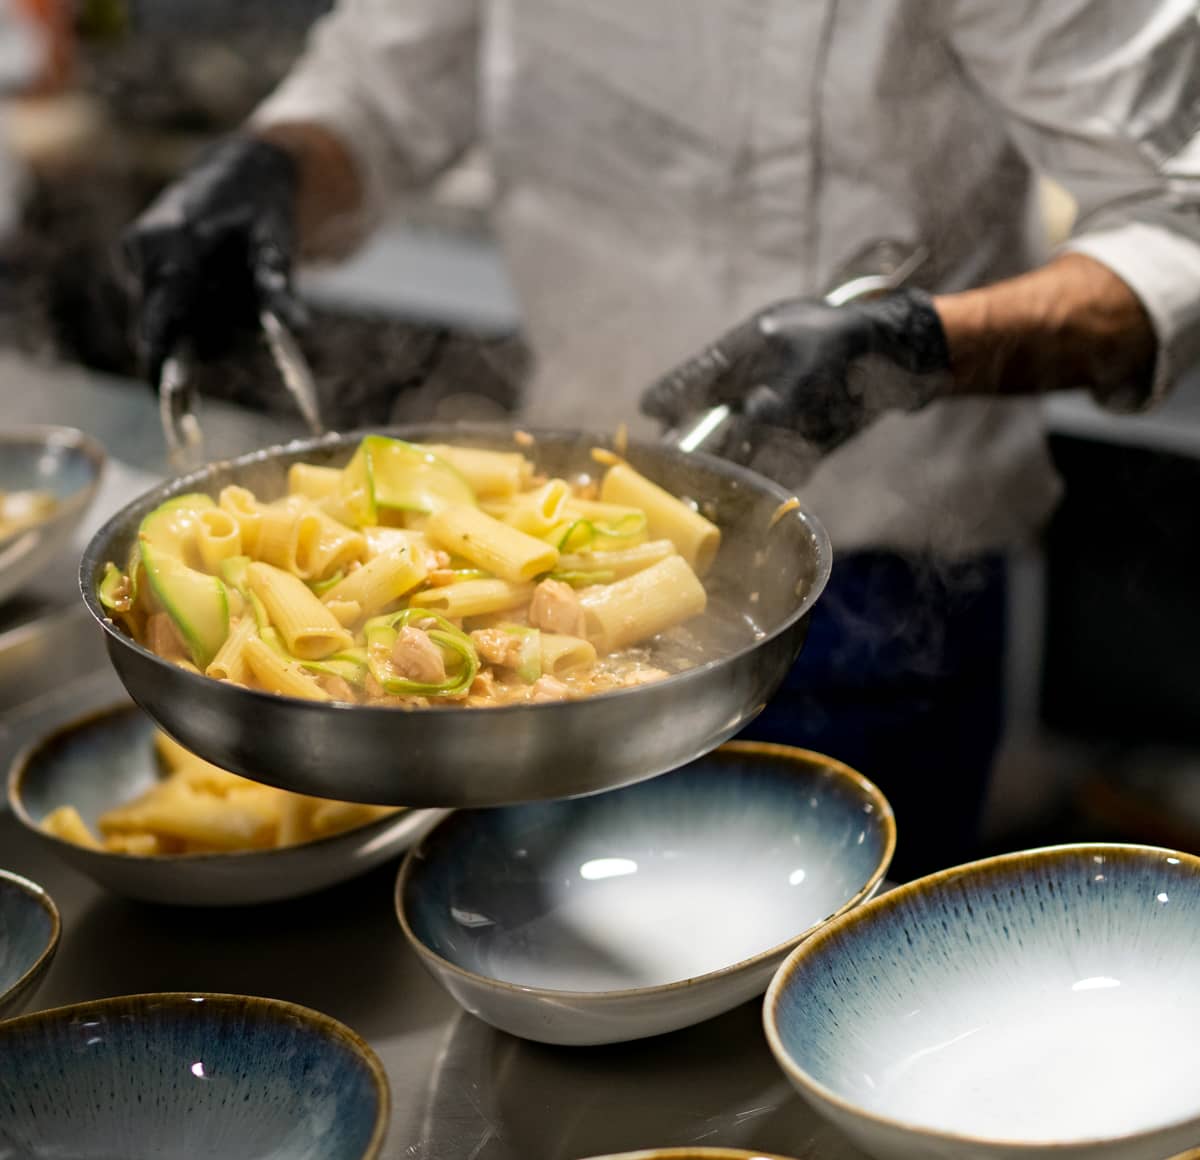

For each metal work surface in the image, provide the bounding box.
[0,807,872,1160]
[0,354,871,1157]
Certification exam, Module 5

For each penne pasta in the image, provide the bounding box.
[426,504,559,582]
[246,562,353,659]
[563,498,646,524]
[364,526,427,560]
[325,599,363,628]
[503,479,571,537]
[242,633,333,701]
[600,463,721,576]
[579,554,707,652]
[539,632,597,676]
[425,444,531,498]
[45,727,404,856]
[287,463,343,501]
[205,614,257,684]
[410,577,534,619]
[195,508,242,574]
[292,502,367,580]
[254,497,366,581]
[113,435,721,709]
[218,486,263,558]
[319,545,427,618]
[557,538,677,579]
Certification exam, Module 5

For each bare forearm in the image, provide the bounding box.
[254,121,364,258]
[933,253,1156,403]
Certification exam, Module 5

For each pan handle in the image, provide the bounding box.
[663,242,930,463]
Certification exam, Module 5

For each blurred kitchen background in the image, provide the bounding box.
[2,0,1199,862]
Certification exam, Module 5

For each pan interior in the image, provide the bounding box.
[83,424,829,678]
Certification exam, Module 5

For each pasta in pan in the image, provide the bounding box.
[97,436,722,708]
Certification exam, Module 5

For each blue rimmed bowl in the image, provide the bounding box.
[764,843,1200,1160]
[0,992,389,1158]
[0,424,105,606]
[582,1151,801,1160]
[9,702,444,906]
[398,741,894,1045]
[0,868,60,1019]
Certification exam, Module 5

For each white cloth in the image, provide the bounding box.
[253,0,1200,558]
[0,0,42,239]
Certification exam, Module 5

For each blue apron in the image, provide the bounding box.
[739,552,1007,881]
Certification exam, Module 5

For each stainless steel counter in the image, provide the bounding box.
[0,353,871,1159]
[0,802,872,1160]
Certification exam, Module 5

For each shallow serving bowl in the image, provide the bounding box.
[0,424,105,606]
[582,1151,801,1160]
[79,423,831,809]
[0,868,60,1019]
[0,992,388,1158]
[9,702,444,907]
[764,843,1200,1160]
[398,741,894,1046]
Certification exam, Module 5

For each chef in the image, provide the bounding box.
[123,1,1200,879]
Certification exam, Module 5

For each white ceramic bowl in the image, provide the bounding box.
[398,742,894,1045]
[9,702,444,906]
[0,425,105,606]
[764,843,1200,1160]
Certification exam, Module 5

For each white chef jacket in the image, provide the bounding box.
[253,0,1200,558]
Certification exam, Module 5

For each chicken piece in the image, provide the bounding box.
[146,611,189,663]
[528,578,586,637]
[470,628,525,669]
[469,668,497,699]
[622,667,670,688]
[390,626,446,685]
[530,674,570,703]
[318,674,357,703]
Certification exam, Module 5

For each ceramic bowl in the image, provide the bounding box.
[0,868,60,1019]
[582,1151,800,1160]
[764,843,1200,1160]
[398,741,894,1045]
[0,425,105,606]
[9,702,444,906]
[0,992,388,1157]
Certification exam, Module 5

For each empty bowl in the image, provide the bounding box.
[764,843,1200,1160]
[0,868,60,1019]
[398,741,894,1045]
[0,425,105,606]
[0,992,388,1158]
[582,1152,800,1160]
[9,702,444,906]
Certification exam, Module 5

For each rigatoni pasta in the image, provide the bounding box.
[41,728,402,856]
[426,504,559,582]
[409,577,533,619]
[98,434,727,709]
[246,562,354,660]
[600,462,721,576]
[579,555,708,652]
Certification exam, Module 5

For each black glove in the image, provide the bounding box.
[122,136,306,385]
[641,289,952,457]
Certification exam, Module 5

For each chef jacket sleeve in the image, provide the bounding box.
[249,0,480,254]
[946,0,1200,409]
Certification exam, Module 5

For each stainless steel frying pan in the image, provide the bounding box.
[79,424,830,808]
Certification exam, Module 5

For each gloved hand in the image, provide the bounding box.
[641,289,952,456]
[122,135,306,385]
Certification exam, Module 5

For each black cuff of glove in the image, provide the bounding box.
[858,288,951,383]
